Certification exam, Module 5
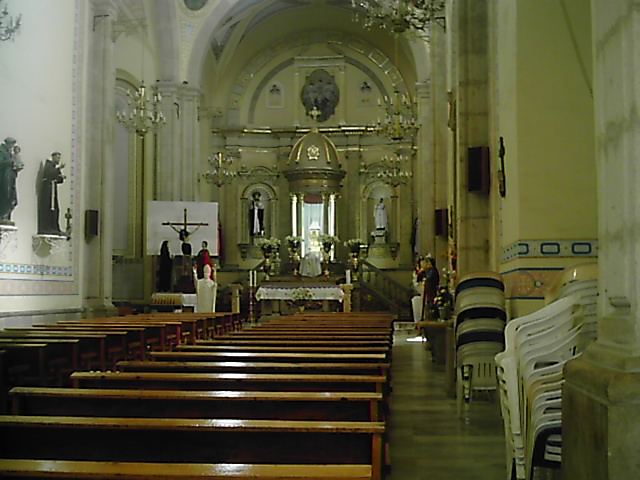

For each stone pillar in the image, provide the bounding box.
[155,82,200,201]
[83,0,118,317]
[451,0,491,275]
[562,1,640,478]
[414,80,434,258]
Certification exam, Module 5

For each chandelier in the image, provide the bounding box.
[377,89,418,141]
[351,0,445,38]
[361,151,413,186]
[0,0,21,41]
[116,81,166,138]
[202,152,237,187]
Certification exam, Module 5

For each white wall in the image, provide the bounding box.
[0,0,83,318]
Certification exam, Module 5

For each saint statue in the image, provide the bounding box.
[374,198,388,231]
[250,191,265,236]
[194,264,217,313]
[0,137,23,224]
[37,152,66,235]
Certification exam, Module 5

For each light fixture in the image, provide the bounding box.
[374,32,418,142]
[351,0,445,38]
[377,151,413,186]
[116,81,166,137]
[376,88,418,141]
[360,151,413,186]
[0,0,21,41]
[116,24,166,137]
[202,152,237,186]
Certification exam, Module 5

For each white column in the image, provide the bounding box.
[290,193,297,236]
[329,193,336,236]
[83,0,118,316]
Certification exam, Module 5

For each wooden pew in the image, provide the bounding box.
[0,459,373,480]
[202,338,391,347]
[70,371,387,394]
[0,416,384,480]
[0,338,80,384]
[177,344,390,355]
[117,359,390,377]
[60,319,181,351]
[10,386,384,421]
[147,350,388,364]
[0,330,126,371]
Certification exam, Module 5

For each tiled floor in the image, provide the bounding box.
[388,330,507,480]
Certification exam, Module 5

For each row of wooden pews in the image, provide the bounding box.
[1,311,395,480]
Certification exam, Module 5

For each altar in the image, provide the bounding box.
[256,284,346,315]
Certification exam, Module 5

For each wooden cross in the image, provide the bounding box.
[162,208,208,240]
[64,208,73,233]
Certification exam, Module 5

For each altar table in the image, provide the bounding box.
[256,285,345,315]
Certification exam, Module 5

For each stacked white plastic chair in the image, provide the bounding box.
[495,263,598,480]
[454,272,507,417]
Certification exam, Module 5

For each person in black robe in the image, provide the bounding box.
[157,240,173,292]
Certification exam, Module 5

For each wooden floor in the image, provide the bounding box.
[388,329,506,480]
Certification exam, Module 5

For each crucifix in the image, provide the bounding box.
[162,208,208,255]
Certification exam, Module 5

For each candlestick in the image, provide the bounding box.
[346,269,351,285]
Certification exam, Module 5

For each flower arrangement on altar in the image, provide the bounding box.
[255,237,281,252]
[318,234,339,247]
[344,238,364,251]
[285,235,303,247]
[290,287,316,302]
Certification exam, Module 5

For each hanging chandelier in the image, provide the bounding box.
[116,81,166,138]
[377,89,418,141]
[201,152,237,187]
[377,152,413,186]
[0,0,21,41]
[351,0,445,37]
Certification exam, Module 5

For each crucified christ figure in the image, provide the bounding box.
[162,208,208,255]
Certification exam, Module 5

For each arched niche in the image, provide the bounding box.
[241,183,277,244]
[362,181,396,244]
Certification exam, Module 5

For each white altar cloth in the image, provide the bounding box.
[256,285,344,303]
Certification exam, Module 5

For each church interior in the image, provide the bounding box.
[0,0,639,479]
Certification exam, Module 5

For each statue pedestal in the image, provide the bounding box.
[370,229,387,244]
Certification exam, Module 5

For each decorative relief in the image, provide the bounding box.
[501,239,598,263]
[501,268,565,300]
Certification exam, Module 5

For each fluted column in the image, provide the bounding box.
[415,80,434,258]
[83,0,118,316]
[563,1,640,478]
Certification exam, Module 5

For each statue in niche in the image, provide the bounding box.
[0,137,24,225]
[249,191,265,236]
[301,69,340,122]
[374,198,388,231]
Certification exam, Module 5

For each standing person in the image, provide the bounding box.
[423,257,440,320]
[195,240,213,279]
[0,137,23,224]
[38,152,66,235]
[157,240,173,292]
[249,191,265,236]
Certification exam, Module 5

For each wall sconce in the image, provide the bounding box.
[0,0,22,42]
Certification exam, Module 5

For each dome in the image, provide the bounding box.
[285,129,345,193]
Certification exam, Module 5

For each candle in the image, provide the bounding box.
[346,269,351,285]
